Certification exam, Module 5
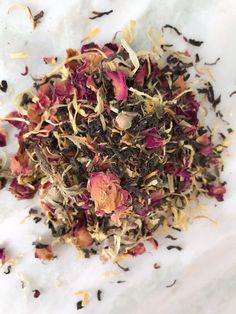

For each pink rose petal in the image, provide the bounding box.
[107,70,128,101]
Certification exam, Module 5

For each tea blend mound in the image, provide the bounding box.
[5,26,227,261]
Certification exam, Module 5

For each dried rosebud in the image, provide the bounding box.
[143,128,165,149]
[73,226,93,249]
[34,243,54,261]
[106,70,128,101]
[196,133,210,145]
[32,289,41,298]
[9,178,36,199]
[0,248,6,265]
[128,243,146,256]
[115,112,138,130]
[10,150,32,176]
[207,184,226,202]
[90,172,129,214]
[43,56,57,64]
[0,128,7,147]
[150,189,165,204]
[53,80,74,99]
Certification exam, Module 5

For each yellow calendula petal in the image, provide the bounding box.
[122,20,136,44]
[10,52,30,59]
[74,290,89,306]
[112,254,130,264]
[81,27,100,43]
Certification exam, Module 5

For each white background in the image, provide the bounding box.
[0,1,236,313]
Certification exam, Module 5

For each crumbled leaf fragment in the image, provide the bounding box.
[76,301,84,310]
[97,289,102,301]
[0,80,8,92]
[166,279,176,288]
[166,245,182,251]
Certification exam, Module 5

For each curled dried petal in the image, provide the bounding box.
[73,226,93,249]
[107,70,128,101]
[128,243,146,256]
[207,184,226,201]
[9,178,36,199]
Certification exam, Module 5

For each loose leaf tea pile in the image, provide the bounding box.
[5,27,227,261]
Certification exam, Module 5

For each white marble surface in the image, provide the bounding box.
[0,0,236,313]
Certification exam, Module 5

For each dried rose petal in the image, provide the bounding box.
[150,189,164,204]
[90,172,129,214]
[107,70,128,101]
[4,111,26,129]
[0,128,7,147]
[9,178,36,199]
[81,43,100,53]
[128,243,146,256]
[134,60,147,87]
[53,80,74,100]
[143,128,165,149]
[11,150,32,176]
[200,145,213,157]
[0,248,6,265]
[73,226,93,249]
[143,128,164,148]
[34,243,54,261]
[104,42,118,52]
[40,202,56,214]
[207,184,226,201]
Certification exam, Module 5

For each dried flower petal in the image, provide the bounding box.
[90,172,129,215]
[107,71,128,101]
[128,243,146,256]
[143,128,165,149]
[73,226,93,249]
[9,178,36,199]
[134,60,148,86]
[34,243,54,261]
[0,128,7,147]
[0,248,6,265]
[207,184,226,201]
